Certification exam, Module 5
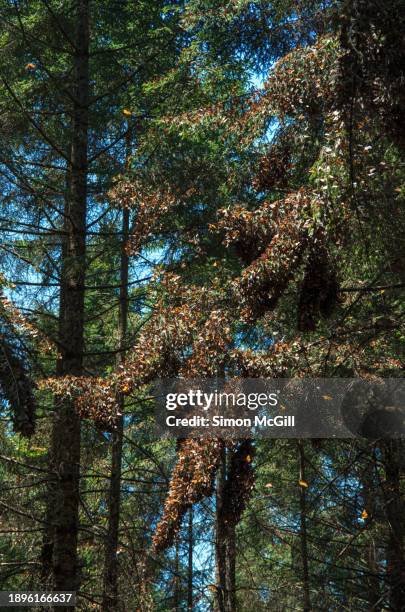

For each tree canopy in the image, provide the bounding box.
[1,1,404,610]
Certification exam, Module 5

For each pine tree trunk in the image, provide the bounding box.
[173,536,180,611]
[298,440,311,612]
[224,522,236,612]
[40,175,71,589]
[215,445,226,612]
[187,506,193,611]
[41,0,89,599]
[362,448,380,610]
[102,205,129,610]
[381,440,405,610]
[215,445,237,612]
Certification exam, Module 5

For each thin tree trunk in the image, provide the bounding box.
[187,506,193,612]
[174,536,180,611]
[298,440,311,612]
[224,522,236,612]
[215,445,237,612]
[102,206,129,610]
[381,439,405,611]
[362,448,380,610]
[40,174,71,589]
[215,445,226,612]
[41,0,89,599]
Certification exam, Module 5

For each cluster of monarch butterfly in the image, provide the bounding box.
[220,440,255,530]
[152,439,256,552]
[252,142,292,192]
[0,325,36,437]
[42,280,230,424]
[214,189,341,330]
[230,344,302,378]
[109,180,195,255]
[228,190,314,322]
[179,310,232,377]
[213,202,277,264]
[1,294,55,355]
[0,291,57,437]
[152,438,224,552]
[297,238,340,332]
[262,36,340,122]
[39,374,117,430]
[339,0,405,147]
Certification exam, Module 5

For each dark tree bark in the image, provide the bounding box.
[381,440,405,611]
[40,170,71,588]
[0,328,36,437]
[40,0,89,600]
[215,445,237,612]
[297,440,311,612]
[224,522,236,612]
[187,506,193,611]
[102,204,129,610]
[215,445,226,612]
[173,536,180,611]
[362,448,381,611]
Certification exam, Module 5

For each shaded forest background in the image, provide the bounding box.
[0,0,404,610]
